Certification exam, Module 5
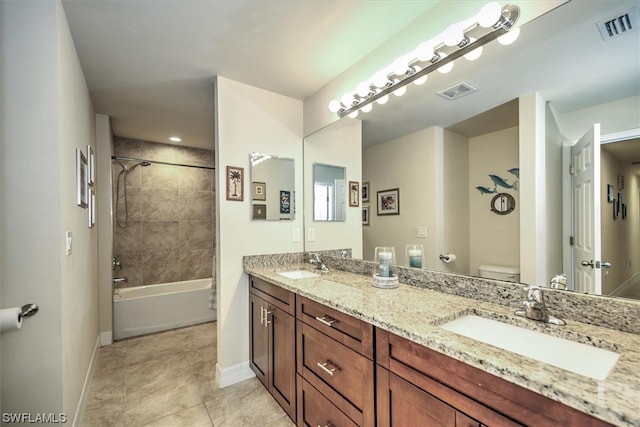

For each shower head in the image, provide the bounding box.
[125,161,151,174]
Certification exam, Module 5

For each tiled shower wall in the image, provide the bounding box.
[112,136,215,288]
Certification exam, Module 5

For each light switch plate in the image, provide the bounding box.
[416,226,427,238]
[292,228,301,242]
[65,231,73,255]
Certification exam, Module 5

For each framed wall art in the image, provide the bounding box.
[226,166,244,201]
[362,206,370,225]
[76,148,88,208]
[87,145,95,186]
[252,204,266,220]
[362,182,370,203]
[349,181,359,207]
[377,188,399,216]
[280,190,291,214]
[252,182,266,201]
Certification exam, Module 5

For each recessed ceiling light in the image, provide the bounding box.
[169,136,182,142]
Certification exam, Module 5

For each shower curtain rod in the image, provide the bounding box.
[112,155,215,170]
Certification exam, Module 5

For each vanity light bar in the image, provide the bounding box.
[330,3,520,118]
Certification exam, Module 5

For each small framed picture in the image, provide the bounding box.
[607,184,614,203]
[362,206,370,225]
[252,182,266,201]
[349,181,359,207]
[252,204,266,220]
[87,145,95,186]
[280,190,291,214]
[362,182,370,203]
[622,203,627,220]
[613,199,618,219]
[377,188,399,216]
[226,166,244,201]
[76,148,88,208]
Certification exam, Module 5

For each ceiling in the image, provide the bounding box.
[62,0,640,150]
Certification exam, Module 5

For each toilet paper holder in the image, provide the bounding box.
[19,303,39,321]
[439,254,455,263]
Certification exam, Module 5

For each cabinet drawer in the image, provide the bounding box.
[297,296,373,358]
[250,275,295,315]
[297,375,358,427]
[297,320,374,426]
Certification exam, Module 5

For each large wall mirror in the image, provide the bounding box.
[302,0,640,302]
[313,163,346,222]
[250,153,295,221]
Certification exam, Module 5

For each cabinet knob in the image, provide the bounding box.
[315,315,336,327]
[317,361,339,376]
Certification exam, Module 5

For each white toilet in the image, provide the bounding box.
[478,265,520,283]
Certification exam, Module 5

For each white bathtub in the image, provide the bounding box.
[113,278,216,340]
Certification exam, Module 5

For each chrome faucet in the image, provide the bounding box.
[308,253,329,272]
[548,273,567,290]
[515,284,565,325]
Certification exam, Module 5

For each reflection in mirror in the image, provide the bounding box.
[250,153,295,221]
[313,163,346,222]
[302,0,640,302]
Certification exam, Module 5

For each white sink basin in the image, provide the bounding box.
[277,270,321,279]
[440,314,619,380]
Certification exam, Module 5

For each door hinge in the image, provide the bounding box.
[569,236,574,246]
[569,164,575,175]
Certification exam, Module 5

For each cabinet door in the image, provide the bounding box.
[269,304,296,420]
[249,292,268,386]
[377,366,456,427]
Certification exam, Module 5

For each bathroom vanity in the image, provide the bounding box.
[246,258,640,427]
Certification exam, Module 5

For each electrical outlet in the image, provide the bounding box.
[307,228,316,242]
[416,226,427,238]
[65,231,73,255]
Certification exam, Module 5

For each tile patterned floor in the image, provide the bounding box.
[82,322,294,426]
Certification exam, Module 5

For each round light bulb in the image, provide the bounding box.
[169,136,182,142]
[348,110,359,118]
[478,2,502,28]
[393,85,407,97]
[498,27,520,45]
[356,82,371,98]
[443,24,465,47]
[415,41,434,62]
[341,93,355,107]
[361,103,373,113]
[437,53,454,73]
[376,95,389,105]
[392,57,409,76]
[463,38,483,61]
[328,100,342,113]
[373,71,391,88]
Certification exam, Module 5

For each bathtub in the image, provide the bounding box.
[113,278,216,340]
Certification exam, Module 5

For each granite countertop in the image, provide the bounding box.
[246,265,640,427]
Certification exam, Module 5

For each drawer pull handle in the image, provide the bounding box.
[317,361,339,376]
[318,424,333,427]
[260,306,265,325]
[315,315,336,327]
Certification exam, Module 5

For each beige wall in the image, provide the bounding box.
[304,119,362,256]
[363,127,437,267]
[468,127,520,275]
[215,76,303,386]
[1,0,98,422]
[601,149,640,294]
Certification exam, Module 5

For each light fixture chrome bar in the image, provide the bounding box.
[338,4,520,118]
[112,155,215,170]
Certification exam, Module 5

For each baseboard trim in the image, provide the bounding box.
[100,330,113,346]
[72,335,100,427]
[215,361,255,388]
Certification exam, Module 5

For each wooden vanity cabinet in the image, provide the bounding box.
[296,296,375,427]
[249,276,296,421]
[376,329,613,427]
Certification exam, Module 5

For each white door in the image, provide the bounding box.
[334,179,346,221]
[572,124,602,294]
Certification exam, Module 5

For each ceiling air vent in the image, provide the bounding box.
[436,81,478,101]
[596,7,638,40]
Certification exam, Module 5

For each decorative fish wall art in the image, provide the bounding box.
[475,168,519,195]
